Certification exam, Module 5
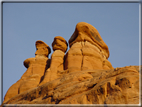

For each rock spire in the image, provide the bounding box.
[2,22,140,106]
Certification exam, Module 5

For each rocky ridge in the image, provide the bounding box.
[1,22,141,106]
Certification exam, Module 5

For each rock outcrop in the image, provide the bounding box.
[64,22,113,72]
[2,66,140,105]
[3,40,51,103]
[2,22,140,106]
[39,36,68,85]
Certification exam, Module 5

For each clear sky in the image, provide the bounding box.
[1,0,140,104]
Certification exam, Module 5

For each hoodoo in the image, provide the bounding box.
[3,40,51,103]
[65,22,113,72]
[2,22,140,106]
[39,36,68,85]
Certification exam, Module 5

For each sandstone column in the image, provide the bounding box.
[39,36,68,85]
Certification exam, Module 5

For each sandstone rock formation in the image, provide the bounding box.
[39,36,68,85]
[52,36,68,53]
[2,66,140,105]
[2,22,140,106]
[3,40,51,103]
[65,22,113,73]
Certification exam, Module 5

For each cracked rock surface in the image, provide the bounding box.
[2,22,140,105]
[2,66,140,105]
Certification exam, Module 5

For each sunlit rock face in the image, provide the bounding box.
[39,36,68,86]
[52,36,68,53]
[65,22,113,72]
[2,22,140,106]
[3,40,51,103]
[3,66,140,105]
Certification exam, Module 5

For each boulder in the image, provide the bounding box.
[52,36,68,53]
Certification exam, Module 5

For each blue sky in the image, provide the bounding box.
[1,1,140,104]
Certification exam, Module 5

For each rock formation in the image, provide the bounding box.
[3,40,51,103]
[1,22,140,106]
[39,36,68,85]
[64,22,113,72]
[2,66,140,105]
